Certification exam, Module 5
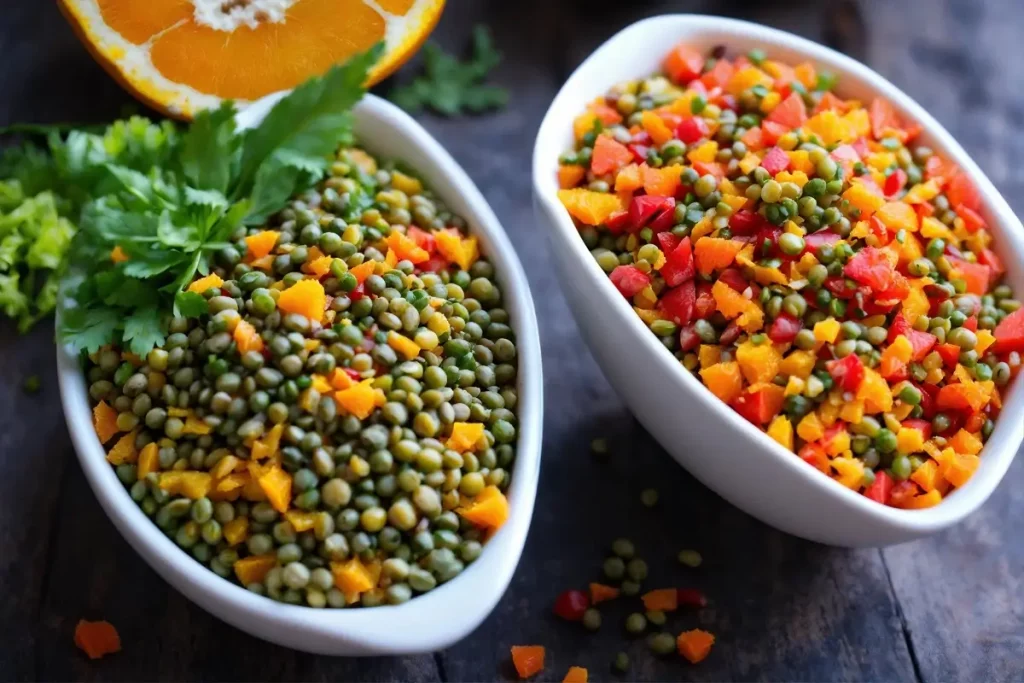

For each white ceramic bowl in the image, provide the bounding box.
[533,15,1024,547]
[58,93,543,654]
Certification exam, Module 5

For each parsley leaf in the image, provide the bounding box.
[390,25,508,116]
[52,44,382,355]
[174,290,208,318]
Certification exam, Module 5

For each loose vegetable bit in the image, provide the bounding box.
[85,142,520,609]
[562,666,589,682]
[74,620,121,660]
[677,629,715,664]
[511,645,545,679]
[558,43,1022,507]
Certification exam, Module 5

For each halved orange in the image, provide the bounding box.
[58,0,446,119]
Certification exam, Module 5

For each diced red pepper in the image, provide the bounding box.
[676,588,708,608]
[649,205,678,233]
[553,589,590,621]
[950,258,991,295]
[844,247,901,294]
[992,307,1024,355]
[658,280,696,325]
[628,196,675,232]
[925,155,958,186]
[694,282,717,319]
[888,481,919,508]
[731,386,784,426]
[901,418,933,441]
[761,146,791,175]
[628,143,650,164]
[765,92,808,130]
[591,135,634,175]
[887,314,937,361]
[884,168,908,197]
[978,248,1004,276]
[946,172,981,212]
[692,160,725,180]
[863,470,893,504]
[963,315,978,332]
[768,313,803,343]
[934,343,962,368]
[676,116,711,144]
[729,209,763,236]
[663,43,706,85]
[825,277,858,300]
[609,265,650,297]
[661,237,695,287]
[869,97,903,140]
[851,137,871,159]
[799,443,829,472]
[965,411,986,433]
[803,230,841,256]
[958,206,986,233]
[868,216,891,246]
[679,323,700,352]
[718,267,749,293]
[407,226,436,253]
[656,231,681,254]
[827,353,865,392]
[916,382,937,418]
[605,210,631,234]
[701,59,735,89]
[719,321,742,346]
[760,120,789,146]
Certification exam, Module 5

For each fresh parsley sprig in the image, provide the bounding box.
[390,25,508,116]
[59,43,384,356]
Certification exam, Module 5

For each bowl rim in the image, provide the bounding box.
[532,13,1024,535]
[58,92,544,655]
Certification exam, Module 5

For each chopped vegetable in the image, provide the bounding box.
[511,645,545,679]
[677,629,715,664]
[557,43,1021,508]
[74,619,121,660]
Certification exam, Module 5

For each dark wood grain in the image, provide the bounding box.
[1,0,1023,681]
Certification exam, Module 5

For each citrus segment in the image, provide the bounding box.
[150,0,385,100]
[59,0,446,118]
[97,0,190,45]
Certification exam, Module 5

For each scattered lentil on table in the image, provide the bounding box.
[557,41,1024,508]
[88,145,520,608]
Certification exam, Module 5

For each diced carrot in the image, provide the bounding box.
[642,588,679,612]
[558,165,586,189]
[233,319,264,354]
[589,582,619,605]
[458,485,509,530]
[511,646,545,679]
[276,279,326,322]
[244,231,280,260]
[677,629,715,664]
[562,666,588,683]
[233,553,277,585]
[92,400,119,444]
[74,620,121,660]
[694,237,744,276]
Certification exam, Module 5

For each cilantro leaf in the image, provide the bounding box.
[233,43,383,202]
[179,102,239,194]
[246,148,326,225]
[389,25,507,117]
[123,306,166,356]
[174,290,208,318]
[59,306,121,354]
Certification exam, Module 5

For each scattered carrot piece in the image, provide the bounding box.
[511,645,545,679]
[677,629,715,664]
[74,620,121,660]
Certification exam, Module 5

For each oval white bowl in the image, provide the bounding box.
[533,15,1024,547]
[58,93,544,655]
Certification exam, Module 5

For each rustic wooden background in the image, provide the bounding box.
[2,0,1023,681]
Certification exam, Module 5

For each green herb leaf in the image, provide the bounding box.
[179,101,239,194]
[174,290,208,318]
[233,43,383,202]
[389,25,507,117]
[123,306,166,356]
[59,306,122,354]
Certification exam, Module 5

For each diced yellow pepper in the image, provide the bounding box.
[948,429,983,456]
[332,557,376,594]
[784,376,805,397]
[698,345,721,369]
[897,427,925,454]
[188,273,224,294]
[842,183,885,218]
[699,362,744,404]
[767,415,794,451]
[735,341,783,385]
[779,350,816,379]
[446,422,485,453]
[976,329,996,355]
[796,412,825,442]
[387,330,422,361]
[831,457,865,490]
[825,429,851,457]
[687,141,719,164]
[839,400,865,423]
[857,367,894,414]
[814,318,841,344]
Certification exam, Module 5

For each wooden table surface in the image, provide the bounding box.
[3,0,1023,681]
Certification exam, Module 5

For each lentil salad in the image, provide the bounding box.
[557,42,1024,509]
[88,144,520,608]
